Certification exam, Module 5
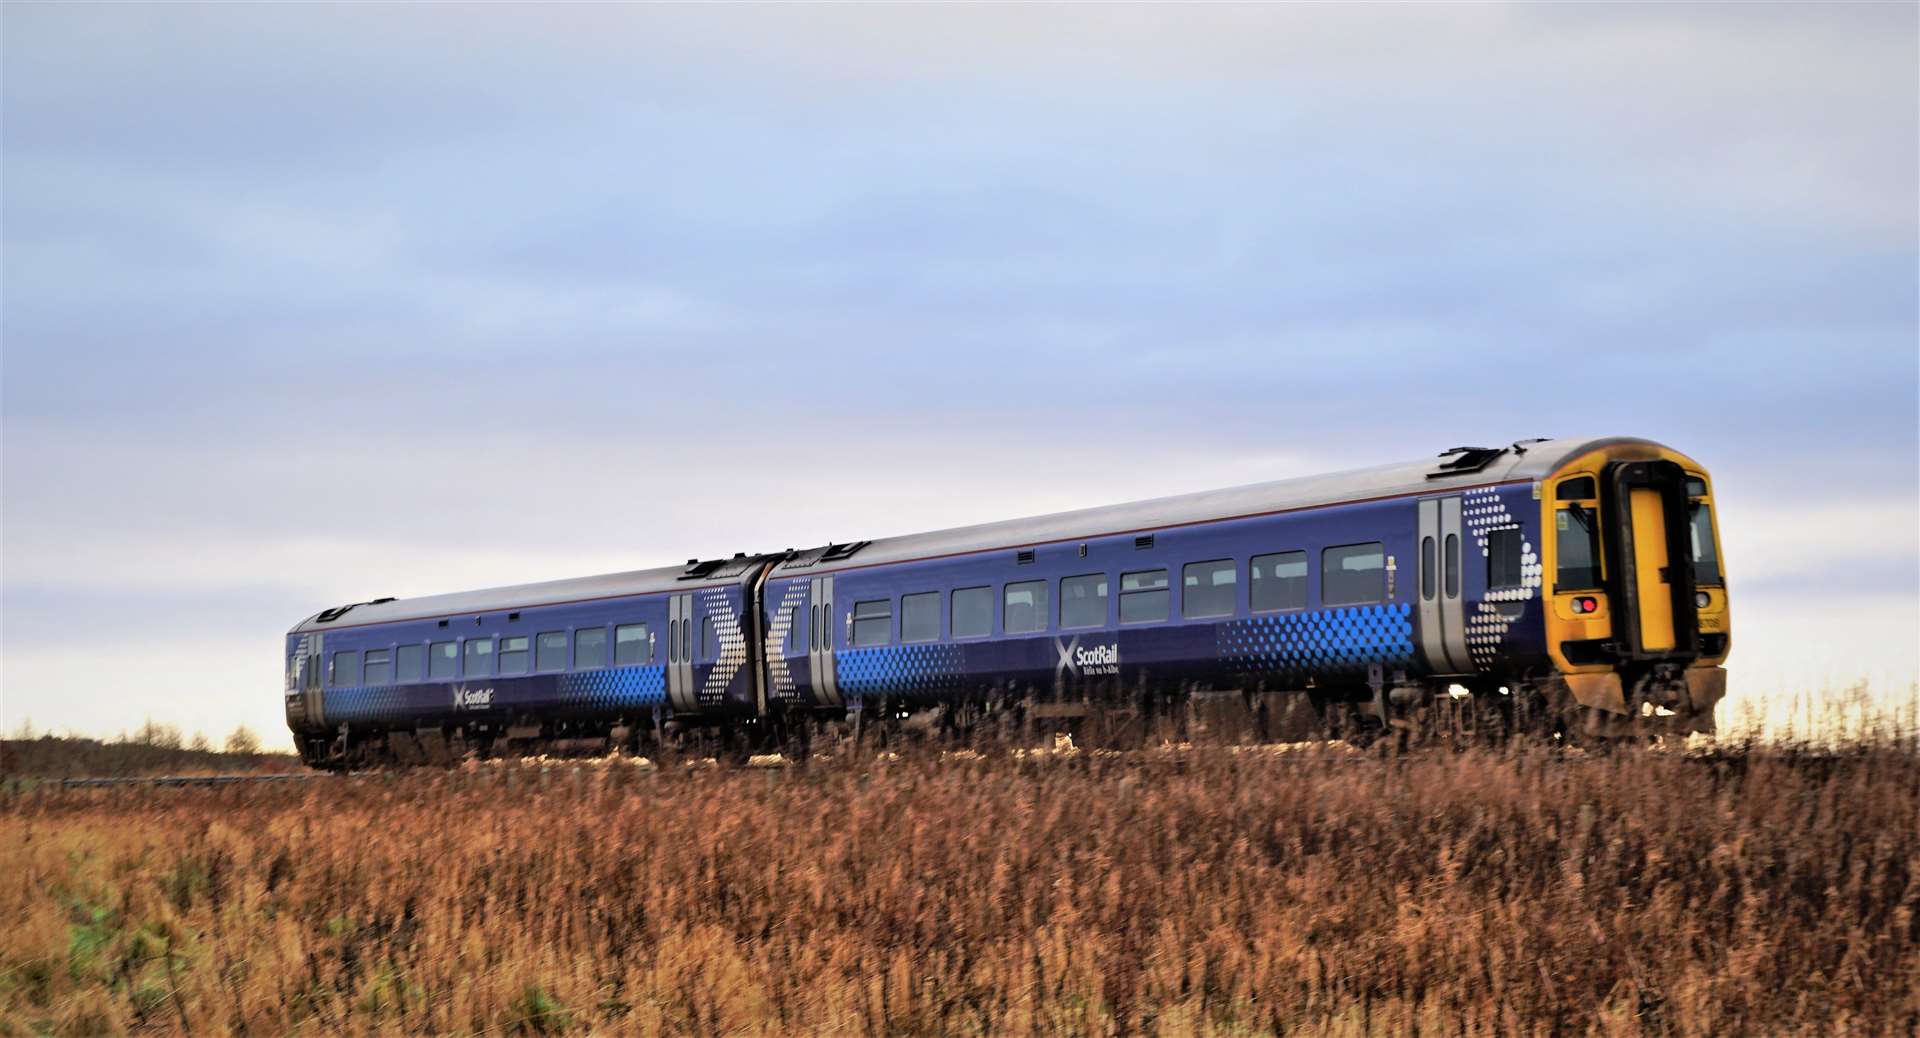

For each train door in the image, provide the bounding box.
[667,593,697,712]
[1604,460,1699,659]
[808,575,840,706]
[1417,496,1473,674]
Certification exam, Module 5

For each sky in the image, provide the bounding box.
[3,4,1916,745]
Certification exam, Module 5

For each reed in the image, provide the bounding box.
[2,733,1915,1035]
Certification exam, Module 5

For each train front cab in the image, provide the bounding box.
[1543,443,1730,735]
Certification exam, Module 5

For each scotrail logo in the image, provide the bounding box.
[1054,636,1120,679]
[452,685,495,711]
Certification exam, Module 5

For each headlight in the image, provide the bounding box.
[1695,591,1711,608]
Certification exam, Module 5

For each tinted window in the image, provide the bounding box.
[787,607,803,652]
[1322,543,1386,606]
[396,644,425,682]
[1557,476,1597,500]
[952,586,993,638]
[615,623,648,665]
[901,592,940,643]
[1004,580,1049,634]
[429,641,456,680]
[1556,506,1602,589]
[1488,527,1524,590]
[1420,538,1437,601]
[1685,477,1708,498]
[331,650,361,687]
[1251,551,1309,612]
[1690,503,1721,585]
[363,648,393,685]
[1061,573,1108,628]
[536,631,567,671]
[851,599,891,647]
[1119,569,1169,624]
[1444,534,1461,598]
[701,616,717,659]
[463,637,494,677]
[1182,559,1237,618]
[499,635,530,675]
[575,627,608,669]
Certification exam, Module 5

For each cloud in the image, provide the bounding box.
[3,3,1914,738]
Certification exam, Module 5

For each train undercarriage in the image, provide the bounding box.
[297,667,1719,770]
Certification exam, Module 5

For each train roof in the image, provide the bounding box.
[780,435,1674,576]
[292,435,1671,633]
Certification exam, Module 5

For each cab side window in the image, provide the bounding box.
[1554,476,1603,590]
[1556,506,1602,589]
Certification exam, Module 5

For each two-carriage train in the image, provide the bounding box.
[285,436,1729,767]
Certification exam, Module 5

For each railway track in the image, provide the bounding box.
[52,772,328,789]
[18,739,1799,793]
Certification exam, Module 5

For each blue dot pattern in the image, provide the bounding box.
[556,665,667,710]
[321,665,668,727]
[1218,604,1416,675]
[838,644,967,698]
[324,685,407,726]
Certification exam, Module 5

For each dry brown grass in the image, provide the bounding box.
[2,742,1916,1036]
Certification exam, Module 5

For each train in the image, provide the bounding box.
[284,436,1730,767]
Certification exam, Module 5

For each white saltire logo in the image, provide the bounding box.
[1054,636,1120,679]
[452,685,495,711]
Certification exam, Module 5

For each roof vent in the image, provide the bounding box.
[820,540,871,562]
[1427,446,1508,479]
[679,558,730,580]
[1134,535,1155,550]
[1016,549,1035,565]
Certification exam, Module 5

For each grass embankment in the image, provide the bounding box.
[2,744,1915,1036]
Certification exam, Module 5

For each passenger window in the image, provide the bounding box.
[901,592,940,643]
[1322,543,1386,606]
[614,624,648,665]
[1250,551,1309,612]
[1557,476,1597,500]
[429,641,456,680]
[1690,503,1722,585]
[1487,527,1524,590]
[1060,573,1108,628]
[363,648,393,685]
[331,650,361,687]
[499,635,530,675]
[952,586,993,638]
[463,637,494,677]
[1555,506,1603,589]
[1119,569,1169,623]
[396,644,425,683]
[1182,559,1237,618]
[575,627,608,669]
[851,600,891,647]
[1420,538,1437,601]
[535,631,567,671]
[1003,580,1049,634]
[1444,534,1461,598]
[701,616,717,659]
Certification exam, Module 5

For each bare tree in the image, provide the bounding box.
[224,726,261,755]
[134,719,184,750]
[188,731,212,753]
